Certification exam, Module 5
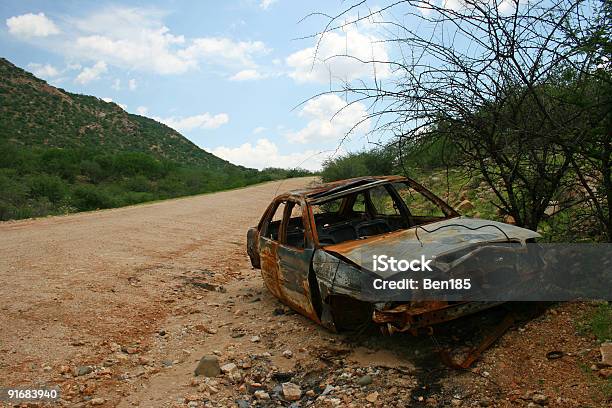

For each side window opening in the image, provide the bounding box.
[351,193,367,214]
[263,201,286,241]
[284,202,306,249]
[393,182,446,218]
[369,185,401,216]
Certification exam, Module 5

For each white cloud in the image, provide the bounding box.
[27,63,59,79]
[430,0,515,14]
[286,25,390,83]
[6,12,60,38]
[259,0,278,10]
[497,0,516,15]
[111,78,121,90]
[179,37,270,69]
[128,78,137,90]
[101,97,127,110]
[253,126,267,134]
[12,7,271,76]
[229,69,264,81]
[75,28,192,75]
[136,106,148,115]
[208,138,324,171]
[287,94,370,144]
[75,61,107,84]
[155,112,229,132]
[441,0,464,11]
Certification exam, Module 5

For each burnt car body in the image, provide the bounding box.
[247,176,541,334]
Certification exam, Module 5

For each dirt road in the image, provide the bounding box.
[0,178,608,407]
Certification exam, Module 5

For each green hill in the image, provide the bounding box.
[0,57,233,169]
[0,58,310,221]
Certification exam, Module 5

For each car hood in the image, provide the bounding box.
[322,217,539,278]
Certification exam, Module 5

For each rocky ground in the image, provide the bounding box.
[0,178,609,407]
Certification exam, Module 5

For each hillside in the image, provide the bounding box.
[0,58,310,221]
[0,57,232,170]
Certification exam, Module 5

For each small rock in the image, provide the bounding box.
[138,356,152,366]
[282,382,302,401]
[306,390,316,397]
[455,199,474,212]
[532,393,548,404]
[220,363,237,373]
[90,397,105,405]
[282,349,293,359]
[161,360,173,367]
[600,342,612,367]
[75,366,93,376]
[366,391,379,403]
[451,399,462,407]
[357,374,373,386]
[504,215,516,225]
[479,397,491,407]
[194,355,220,377]
[321,385,335,395]
[251,336,260,343]
[121,345,139,354]
[254,390,270,400]
[229,369,243,383]
[236,400,249,408]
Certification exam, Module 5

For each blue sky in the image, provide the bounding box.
[0,0,402,170]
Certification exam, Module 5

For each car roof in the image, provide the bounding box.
[287,175,407,203]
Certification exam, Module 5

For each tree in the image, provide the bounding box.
[308,0,610,237]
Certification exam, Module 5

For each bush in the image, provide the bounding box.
[72,185,117,211]
[320,149,394,182]
[0,142,304,220]
[26,174,67,203]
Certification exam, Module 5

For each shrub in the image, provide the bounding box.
[26,174,67,203]
[320,149,394,182]
[72,184,117,211]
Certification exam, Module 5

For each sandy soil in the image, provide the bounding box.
[0,177,608,407]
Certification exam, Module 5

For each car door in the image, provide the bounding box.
[258,199,285,300]
[276,199,320,321]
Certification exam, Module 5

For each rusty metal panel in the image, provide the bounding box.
[277,245,320,322]
[259,237,283,299]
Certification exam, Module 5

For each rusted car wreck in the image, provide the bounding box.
[247,176,541,337]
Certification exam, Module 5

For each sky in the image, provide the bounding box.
[0,0,403,171]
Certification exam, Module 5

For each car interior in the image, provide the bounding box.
[263,182,452,248]
[313,182,449,246]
